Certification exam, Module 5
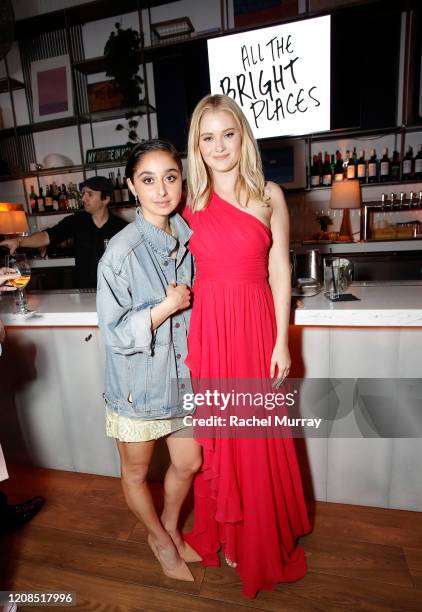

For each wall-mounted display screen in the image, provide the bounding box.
[207,15,330,139]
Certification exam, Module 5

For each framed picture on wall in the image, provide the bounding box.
[31,55,73,123]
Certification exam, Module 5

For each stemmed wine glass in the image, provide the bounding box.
[6,253,32,314]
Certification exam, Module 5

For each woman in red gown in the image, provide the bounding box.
[183,94,312,598]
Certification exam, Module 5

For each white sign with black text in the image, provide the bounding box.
[207,15,331,139]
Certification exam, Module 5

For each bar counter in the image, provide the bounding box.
[1,283,421,512]
[0,282,421,327]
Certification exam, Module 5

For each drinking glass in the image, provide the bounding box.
[323,257,341,299]
[6,253,31,313]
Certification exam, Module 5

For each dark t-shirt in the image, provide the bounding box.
[46,211,127,288]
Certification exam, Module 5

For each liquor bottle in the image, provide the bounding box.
[317,151,323,179]
[334,151,344,182]
[52,183,60,211]
[113,171,122,204]
[330,154,335,175]
[380,148,390,183]
[402,146,413,181]
[390,150,400,182]
[67,183,75,210]
[45,184,53,210]
[29,185,37,213]
[121,176,129,201]
[37,187,45,212]
[368,149,378,183]
[357,150,366,184]
[60,184,68,210]
[310,155,321,187]
[380,148,390,182]
[343,149,350,179]
[346,149,356,180]
[322,152,332,186]
[415,145,422,180]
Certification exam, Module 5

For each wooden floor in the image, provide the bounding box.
[1,465,421,612]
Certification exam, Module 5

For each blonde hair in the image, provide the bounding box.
[187,94,266,211]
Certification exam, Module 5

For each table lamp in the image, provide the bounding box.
[330,180,361,241]
[0,203,29,239]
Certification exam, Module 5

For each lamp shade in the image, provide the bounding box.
[0,204,29,235]
[330,180,361,209]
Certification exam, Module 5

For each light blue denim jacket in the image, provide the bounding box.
[96,207,194,419]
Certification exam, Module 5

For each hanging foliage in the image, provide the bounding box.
[104,22,143,107]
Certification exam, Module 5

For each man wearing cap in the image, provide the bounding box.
[0,176,127,288]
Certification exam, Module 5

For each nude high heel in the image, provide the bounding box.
[148,535,194,582]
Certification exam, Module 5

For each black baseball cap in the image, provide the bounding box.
[79,176,113,195]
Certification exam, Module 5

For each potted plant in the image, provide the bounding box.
[104,23,144,108]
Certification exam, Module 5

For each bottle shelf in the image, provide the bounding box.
[72,28,220,75]
[308,180,422,191]
[0,160,133,183]
[0,105,156,139]
[29,202,135,216]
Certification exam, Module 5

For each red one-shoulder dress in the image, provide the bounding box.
[183,192,311,598]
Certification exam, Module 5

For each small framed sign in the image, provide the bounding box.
[85,145,132,165]
[87,80,124,113]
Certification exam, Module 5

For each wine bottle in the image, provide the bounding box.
[357,150,366,184]
[346,150,356,180]
[29,185,37,213]
[390,150,400,182]
[37,187,45,212]
[45,184,53,210]
[52,183,60,211]
[415,145,422,180]
[343,149,350,179]
[67,183,76,210]
[380,148,390,182]
[334,151,344,182]
[322,152,332,186]
[310,155,321,187]
[402,146,413,181]
[60,184,68,210]
[114,170,122,204]
[109,172,115,204]
[368,149,378,183]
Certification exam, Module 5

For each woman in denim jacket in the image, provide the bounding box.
[97,140,202,582]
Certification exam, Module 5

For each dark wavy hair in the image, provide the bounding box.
[125,139,183,181]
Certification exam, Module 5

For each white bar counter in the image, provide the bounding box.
[1,282,421,327]
[295,281,422,327]
[1,284,421,512]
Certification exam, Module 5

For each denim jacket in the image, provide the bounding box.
[97,208,194,419]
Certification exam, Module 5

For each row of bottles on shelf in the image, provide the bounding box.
[108,170,132,204]
[29,182,81,214]
[28,171,134,214]
[310,145,422,187]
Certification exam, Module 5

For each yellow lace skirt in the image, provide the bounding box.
[105,408,187,442]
